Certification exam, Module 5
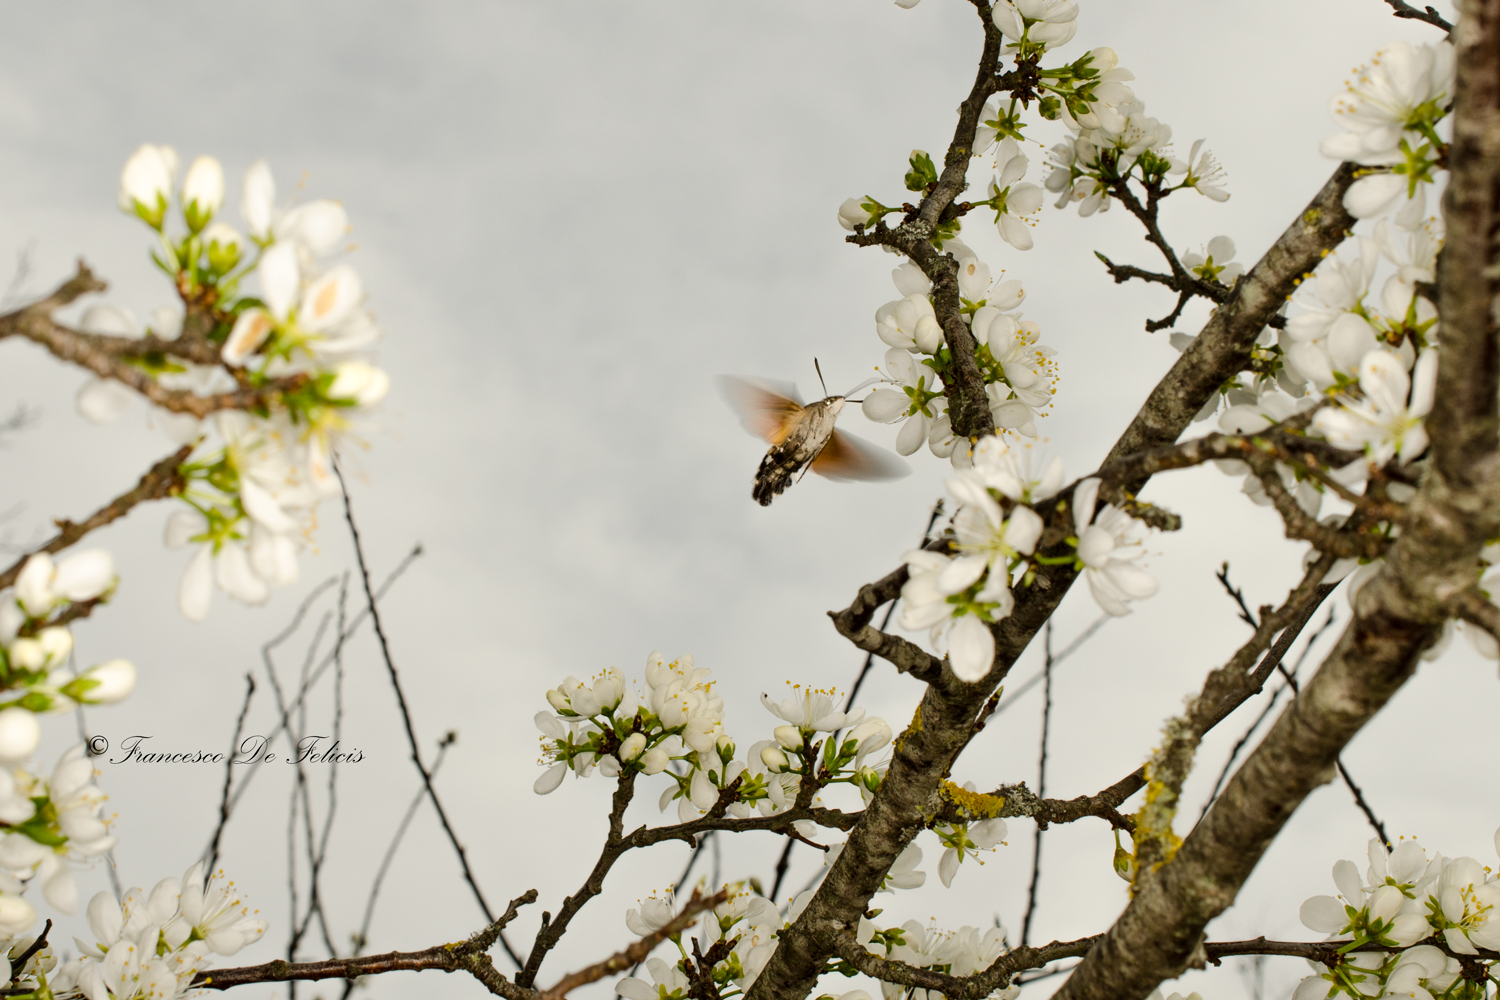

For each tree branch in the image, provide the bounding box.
[745,160,1363,1000]
[540,889,726,1000]
[1383,0,1456,31]
[194,891,539,995]
[0,443,192,592]
[0,262,305,418]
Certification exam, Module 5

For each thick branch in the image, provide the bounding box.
[1432,5,1500,488]
[745,162,1364,1000]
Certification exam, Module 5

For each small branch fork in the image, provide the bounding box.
[0,262,305,418]
[1101,180,1236,333]
[1383,0,1456,31]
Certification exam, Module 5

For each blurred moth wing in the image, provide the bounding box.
[715,376,806,445]
[809,428,909,482]
[716,375,910,506]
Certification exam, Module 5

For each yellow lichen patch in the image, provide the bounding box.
[939,780,1005,819]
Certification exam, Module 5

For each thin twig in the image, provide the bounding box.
[217,545,424,823]
[1216,562,1259,629]
[1020,622,1054,947]
[340,732,458,1000]
[981,615,1109,723]
[1382,0,1455,31]
[195,891,539,996]
[205,673,257,875]
[1197,606,1337,821]
[1337,760,1390,845]
[335,461,515,966]
[0,445,191,591]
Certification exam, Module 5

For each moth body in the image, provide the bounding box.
[716,376,909,506]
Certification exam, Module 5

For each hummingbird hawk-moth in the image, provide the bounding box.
[717,370,909,506]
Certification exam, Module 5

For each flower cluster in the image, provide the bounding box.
[1042,67,1229,215]
[0,553,136,760]
[857,918,1019,1000]
[95,146,391,621]
[860,247,1059,463]
[50,862,266,1000]
[533,654,893,828]
[900,437,1156,680]
[0,746,116,937]
[1322,41,1454,228]
[1294,832,1500,1000]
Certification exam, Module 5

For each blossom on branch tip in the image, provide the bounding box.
[1169,139,1230,202]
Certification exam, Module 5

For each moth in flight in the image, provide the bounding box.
[717,364,909,506]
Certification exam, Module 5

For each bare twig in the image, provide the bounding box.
[1337,760,1390,845]
[195,891,539,996]
[0,444,191,591]
[204,673,257,875]
[1019,623,1054,947]
[1382,0,1455,31]
[334,462,513,964]
[216,544,424,823]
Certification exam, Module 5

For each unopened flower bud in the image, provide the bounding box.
[182,156,225,232]
[202,222,244,274]
[118,144,178,229]
[619,732,647,761]
[0,709,39,765]
[240,160,276,240]
[14,555,56,618]
[773,725,801,749]
[545,689,571,714]
[52,549,115,603]
[640,748,670,775]
[36,627,73,667]
[7,639,43,672]
[838,197,873,232]
[327,361,390,408]
[760,746,790,773]
[74,659,137,705]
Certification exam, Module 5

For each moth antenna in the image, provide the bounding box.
[842,376,881,397]
[814,357,829,398]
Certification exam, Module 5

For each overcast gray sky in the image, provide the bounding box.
[0,2,1480,998]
